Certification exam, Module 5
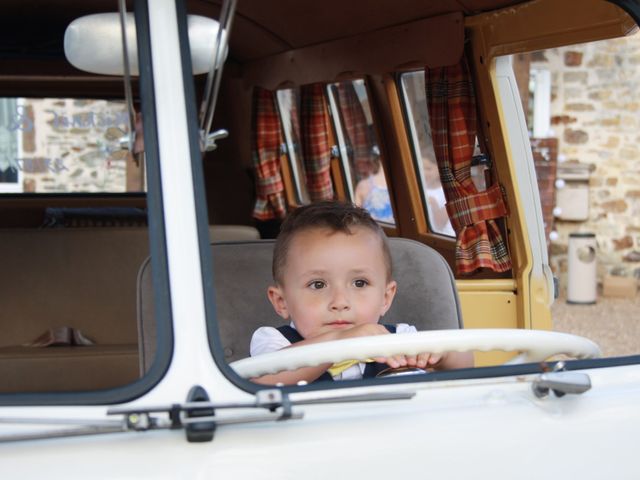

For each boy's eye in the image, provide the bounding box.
[353,279,368,288]
[308,280,326,290]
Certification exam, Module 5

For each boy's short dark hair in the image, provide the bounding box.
[272,201,392,284]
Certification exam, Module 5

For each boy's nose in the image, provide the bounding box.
[329,289,350,311]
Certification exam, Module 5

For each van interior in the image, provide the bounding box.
[0,0,635,394]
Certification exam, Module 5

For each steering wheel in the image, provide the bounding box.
[230,329,601,379]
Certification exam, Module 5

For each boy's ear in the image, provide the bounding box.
[267,285,290,320]
[381,280,397,316]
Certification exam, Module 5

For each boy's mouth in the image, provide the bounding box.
[327,320,352,327]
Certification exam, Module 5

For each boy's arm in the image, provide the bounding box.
[400,350,474,371]
[435,351,474,370]
[396,325,474,371]
[251,349,474,384]
[251,324,394,385]
[250,330,347,385]
[251,363,333,385]
[250,325,477,384]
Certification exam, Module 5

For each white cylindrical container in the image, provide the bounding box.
[567,233,597,304]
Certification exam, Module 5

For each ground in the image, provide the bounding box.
[552,294,640,357]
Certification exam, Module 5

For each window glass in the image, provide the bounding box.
[400,71,455,237]
[327,79,395,225]
[508,30,640,360]
[0,97,145,194]
[0,10,154,398]
[0,98,22,192]
[276,88,310,204]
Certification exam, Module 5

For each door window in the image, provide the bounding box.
[327,79,395,225]
[399,71,455,237]
[276,88,310,204]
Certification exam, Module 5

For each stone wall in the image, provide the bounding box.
[17,98,130,193]
[530,33,640,288]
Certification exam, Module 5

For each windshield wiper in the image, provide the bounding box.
[290,390,416,406]
[0,417,126,443]
[0,387,415,443]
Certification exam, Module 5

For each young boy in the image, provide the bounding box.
[250,201,473,385]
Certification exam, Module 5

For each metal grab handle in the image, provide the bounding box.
[532,371,592,398]
[118,0,136,152]
[199,0,237,151]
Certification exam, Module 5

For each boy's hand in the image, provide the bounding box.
[332,323,392,340]
[330,325,446,369]
[413,352,444,369]
[330,324,405,367]
[380,352,445,369]
[322,325,472,371]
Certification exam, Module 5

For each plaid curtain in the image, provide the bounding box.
[425,59,512,274]
[300,83,334,201]
[251,88,287,221]
[335,83,375,180]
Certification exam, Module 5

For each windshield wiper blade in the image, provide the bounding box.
[292,391,416,406]
[0,388,297,444]
[0,388,415,443]
[0,417,123,426]
[107,389,416,416]
[0,417,127,443]
[0,423,126,443]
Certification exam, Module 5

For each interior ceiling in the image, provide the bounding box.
[0,0,527,73]
[193,0,529,61]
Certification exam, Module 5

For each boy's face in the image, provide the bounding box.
[268,226,397,339]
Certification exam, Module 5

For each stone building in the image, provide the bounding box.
[0,98,138,194]
[517,32,640,290]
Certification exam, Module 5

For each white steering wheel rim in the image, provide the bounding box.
[230,329,601,379]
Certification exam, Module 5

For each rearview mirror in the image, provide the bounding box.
[64,13,226,76]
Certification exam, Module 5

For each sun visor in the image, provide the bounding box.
[244,13,464,89]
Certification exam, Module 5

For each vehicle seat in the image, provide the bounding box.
[209,225,260,241]
[137,238,463,374]
[0,227,149,392]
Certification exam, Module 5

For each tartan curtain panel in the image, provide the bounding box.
[251,87,287,221]
[425,59,512,274]
[335,82,375,180]
[300,83,334,201]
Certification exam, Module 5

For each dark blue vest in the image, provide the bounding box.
[276,324,397,382]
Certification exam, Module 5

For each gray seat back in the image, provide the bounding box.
[137,238,463,373]
[209,225,260,241]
